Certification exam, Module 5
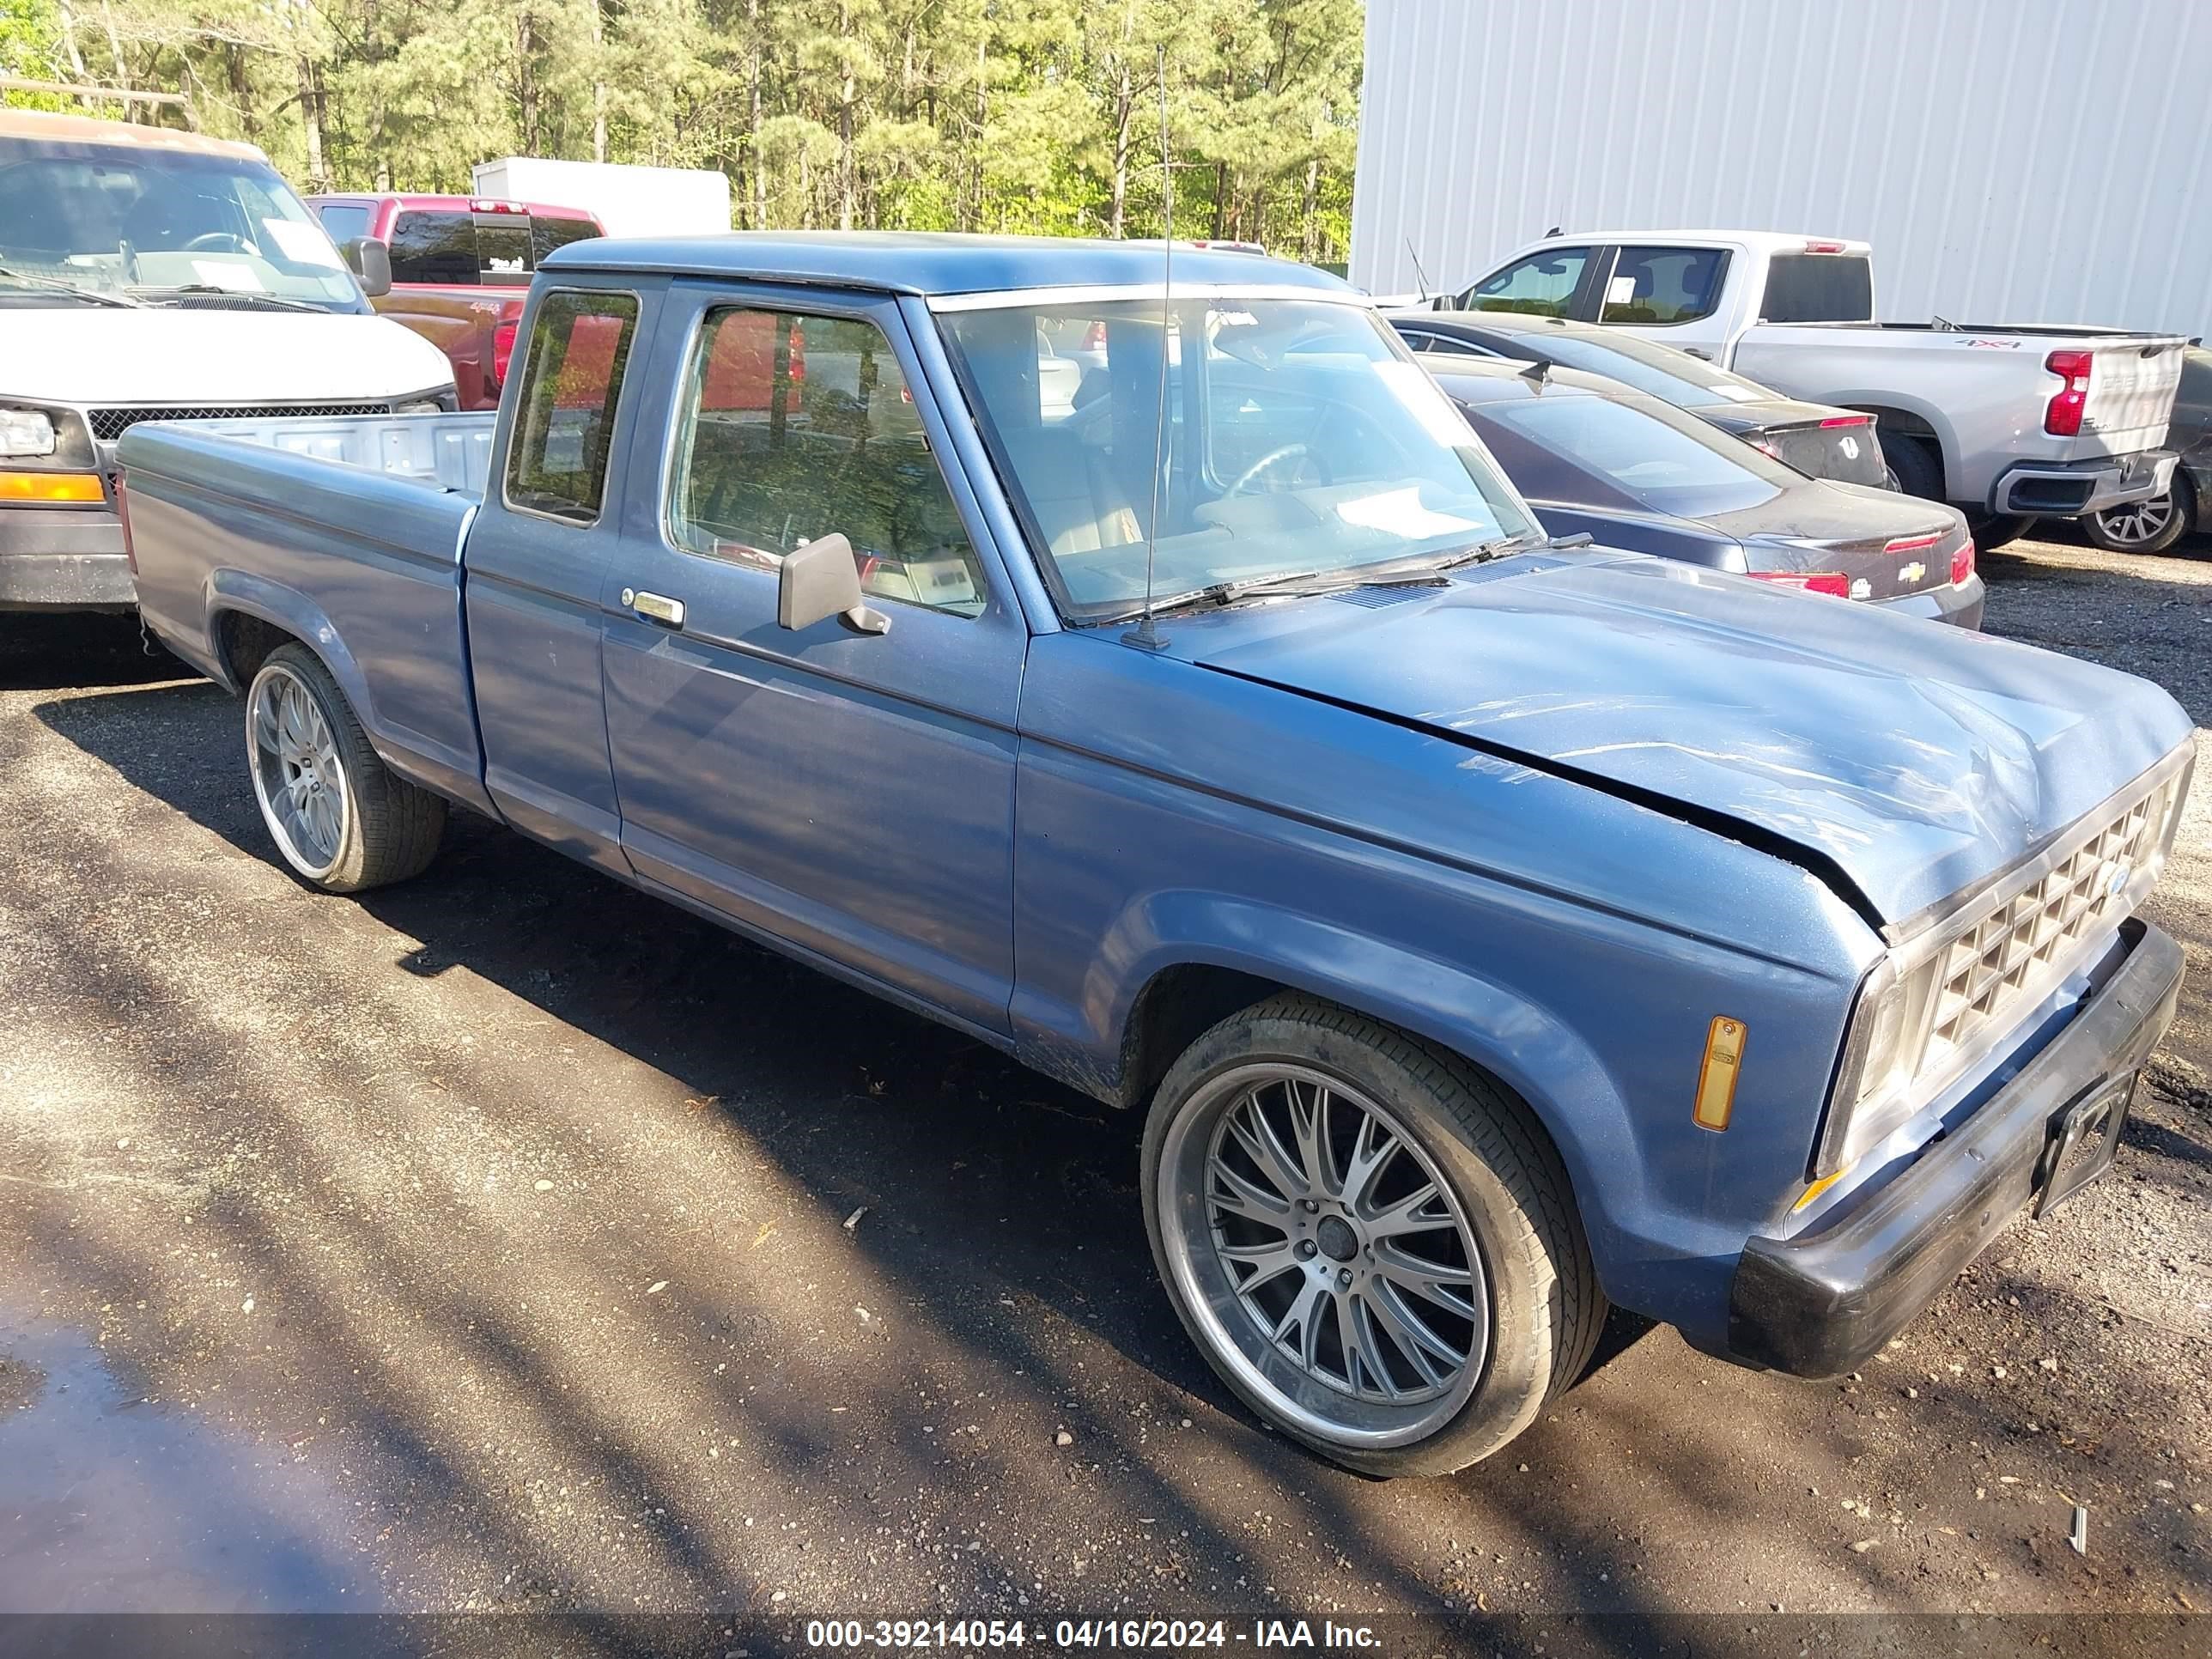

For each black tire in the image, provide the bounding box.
[244,641,446,893]
[1882,433,1944,502]
[2083,473,2196,556]
[1140,993,1606,1478]
[1966,513,2039,551]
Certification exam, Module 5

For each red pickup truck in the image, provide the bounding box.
[304,195,604,410]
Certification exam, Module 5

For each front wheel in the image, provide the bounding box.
[1141,994,1605,1477]
[2083,474,2197,556]
[246,642,446,892]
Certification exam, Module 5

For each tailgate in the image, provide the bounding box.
[2078,339,2187,455]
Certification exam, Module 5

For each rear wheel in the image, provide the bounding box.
[1141,994,1605,1477]
[1966,513,2038,551]
[245,642,446,892]
[1882,433,1944,502]
[2084,474,2196,556]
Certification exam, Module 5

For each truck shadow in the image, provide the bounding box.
[0,613,191,692]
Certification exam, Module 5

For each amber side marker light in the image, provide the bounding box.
[0,471,104,504]
[1693,1016,1747,1132]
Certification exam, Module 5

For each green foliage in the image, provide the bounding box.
[0,0,1362,263]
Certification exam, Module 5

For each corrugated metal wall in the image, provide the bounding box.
[1350,0,2212,339]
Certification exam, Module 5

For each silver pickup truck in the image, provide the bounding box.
[1432,231,2190,544]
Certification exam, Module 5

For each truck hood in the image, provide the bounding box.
[1168,554,2191,925]
[0,310,456,404]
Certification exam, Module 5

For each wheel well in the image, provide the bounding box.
[1850,405,1936,445]
[214,611,296,688]
[1116,964,1286,1108]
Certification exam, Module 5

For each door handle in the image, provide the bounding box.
[621,587,685,629]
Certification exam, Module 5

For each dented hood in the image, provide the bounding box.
[1170,555,2192,924]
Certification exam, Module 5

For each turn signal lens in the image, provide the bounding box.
[1694,1017,1747,1132]
[1951,540,1976,586]
[1750,569,1850,598]
[0,471,103,504]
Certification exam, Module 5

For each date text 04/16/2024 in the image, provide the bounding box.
[803,1619,1382,1650]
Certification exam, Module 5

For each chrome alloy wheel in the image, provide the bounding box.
[247,662,347,878]
[1157,1062,1490,1449]
[2094,490,2177,549]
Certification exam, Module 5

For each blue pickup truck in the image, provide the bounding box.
[120,234,2192,1477]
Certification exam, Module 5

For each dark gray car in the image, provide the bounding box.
[2085,345,2210,556]
[1434,360,1984,629]
[1393,310,1893,489]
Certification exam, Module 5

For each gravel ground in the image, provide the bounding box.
[0,538,2207,1656]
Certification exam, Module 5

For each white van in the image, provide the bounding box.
[0,110,456,611]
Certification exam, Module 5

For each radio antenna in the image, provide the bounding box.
[1406,236,1432,304]
[1124,42,1174,652]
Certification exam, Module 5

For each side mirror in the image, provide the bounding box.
[341,236,392,299]
[777,533,890,635]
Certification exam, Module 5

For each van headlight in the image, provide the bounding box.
[1814,952,1942,1178]
[0,407,58,457]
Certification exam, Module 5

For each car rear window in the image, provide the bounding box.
[1482,392,1790,517]
[1498,331,1775,410]
[1760,253,1875,323]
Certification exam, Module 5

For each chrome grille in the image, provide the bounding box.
[89,403,390,441]
[1921,768,2184,1073]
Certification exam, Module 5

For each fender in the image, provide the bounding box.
[1012,890,1718,1311]
[1827,392,1962,491]
[205,568,495,816]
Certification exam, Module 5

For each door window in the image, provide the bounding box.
[1459,248,1590,318]
[668,307,986,617]
[504,289,638,526]
[1599,246,1729,325]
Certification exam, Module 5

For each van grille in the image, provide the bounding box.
[90,404,391,441]
[1921,768,2184,1073]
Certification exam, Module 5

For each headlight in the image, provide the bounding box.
[395,399,445,416]
[0,407,58,458]
[1816,954,1942,1178]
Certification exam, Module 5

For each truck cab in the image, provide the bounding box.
[306,194,605,410]
[0,110,457,612]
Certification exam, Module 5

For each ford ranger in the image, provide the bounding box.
[120,234,2192,1477]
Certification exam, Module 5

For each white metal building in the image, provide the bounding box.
[1350,0,2212,340]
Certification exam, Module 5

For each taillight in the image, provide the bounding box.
[492,318,519,387]
[1802,240,1847,254]
[1951,539,1976,586]
[1750,570,1850,598]
[114,472,136,574]
[2045,349,2094,436]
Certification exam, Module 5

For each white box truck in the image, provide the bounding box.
[469,158,730,240]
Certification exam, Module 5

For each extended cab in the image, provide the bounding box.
[306,194,605,410]
[121,236,2191,1477]
[1441,231,2189,539]
[0,110,456,612]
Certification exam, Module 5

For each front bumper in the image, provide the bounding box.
[1876,572,1984,630]
[1727,919,2181,1376]
[1990,449,2179,519]
[0,505,133,611]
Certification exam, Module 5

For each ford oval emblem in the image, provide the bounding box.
[2106,863,2131,900]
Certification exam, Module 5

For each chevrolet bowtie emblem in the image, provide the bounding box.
[1899,560,1926,583]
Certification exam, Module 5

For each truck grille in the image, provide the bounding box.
[89,404,391,441]
[1921,768,2185,1074]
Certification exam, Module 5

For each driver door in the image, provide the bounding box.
[599,280,1029,1036]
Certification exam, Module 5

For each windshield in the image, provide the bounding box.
[0,136,367,312]
[1473,391,1794,517]
[939,296,1538,617]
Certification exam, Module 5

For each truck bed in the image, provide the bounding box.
[118,412,498,812]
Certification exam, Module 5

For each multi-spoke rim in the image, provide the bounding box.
[2094,489,2176,549]
[1158,1062,1489,1448]
[247,665,347,878]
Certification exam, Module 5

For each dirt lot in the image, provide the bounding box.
[0,535,2207,1656]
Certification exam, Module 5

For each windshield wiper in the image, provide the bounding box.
[134,284,325,313]
[0,266,146,307]
[1110,564,1449,623]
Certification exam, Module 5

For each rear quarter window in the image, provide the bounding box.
[388,211,477,285]
[532,216,602,262]
[1760,254,1875,323]
[313,203,373,245]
